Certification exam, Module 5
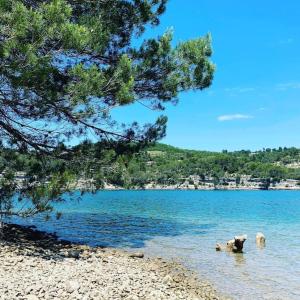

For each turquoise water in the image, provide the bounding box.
[11,190,300,299]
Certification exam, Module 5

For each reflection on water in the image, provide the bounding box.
[256,243,266,250]
[8,190,300,300]
[233,252,246,266]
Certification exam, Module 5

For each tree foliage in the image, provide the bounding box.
[0,0,214,152]
[0,0,214,218]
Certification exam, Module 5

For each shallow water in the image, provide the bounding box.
[11,190,300,299]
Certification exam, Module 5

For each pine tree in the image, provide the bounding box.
[0,0,214,218]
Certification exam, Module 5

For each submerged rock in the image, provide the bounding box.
[215,243,222,251]
[232,234,247,252]
[256,232,266,247]
[216,234,247,253]
[226,239,235,251]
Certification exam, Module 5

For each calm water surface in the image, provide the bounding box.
[12,190,300,300]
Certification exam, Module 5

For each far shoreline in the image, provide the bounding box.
[76,178,300,191]
[78,186,300,192]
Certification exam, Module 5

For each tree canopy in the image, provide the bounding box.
[0,0,214,218]
[0,0,214,152]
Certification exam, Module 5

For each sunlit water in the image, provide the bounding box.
[10,190,300,299]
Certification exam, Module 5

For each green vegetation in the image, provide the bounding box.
[89,143,300,188]
[0,0,214,218]
[3,143,300,193]
[0,0,214,152]
[1,1,298,220]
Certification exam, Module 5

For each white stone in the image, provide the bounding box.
[26,295,39,300]
[65,280,80,293]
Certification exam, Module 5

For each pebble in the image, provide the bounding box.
[65,281,80,293]
[129,252,144,258]
[26,296,39,300]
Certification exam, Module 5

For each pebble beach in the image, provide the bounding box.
[0,224,229,300]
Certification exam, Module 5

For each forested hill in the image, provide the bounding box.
[61,142,300,188]
[2,143,300,190]
[115,143,300,188]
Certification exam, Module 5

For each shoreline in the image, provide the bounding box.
[0,223,230,300]
[84,185,300,191]
[76,178,300,191]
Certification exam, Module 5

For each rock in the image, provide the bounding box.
[233,234,247,252]
[162,275,173,284]
[79,245,90,251]
[90,291,100,298]
[27,225,37,230]
[225,234,247,253]
[129,252,144,258]
[67,250,81,259]
[215,243,222,251]
[26,295,39,300]
[256,232,266,247]
[66,281,80,293]
[25,286,34,294]
[226,239,235,251]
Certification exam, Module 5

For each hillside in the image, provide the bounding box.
[2,143,300,190]
[117,144,300,189]
[69,142,300,190]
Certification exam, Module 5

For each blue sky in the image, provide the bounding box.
[112,0,300,151]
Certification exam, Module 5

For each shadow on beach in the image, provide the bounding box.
[0,223,93,261]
